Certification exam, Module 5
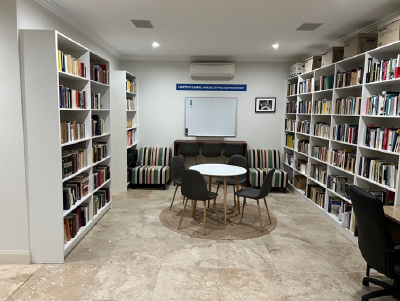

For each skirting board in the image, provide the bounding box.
[0,250,31,264]
[288,184,359,246]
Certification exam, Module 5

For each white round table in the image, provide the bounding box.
[190,164,247,225]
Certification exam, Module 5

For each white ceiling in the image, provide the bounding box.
[37,0,400,62]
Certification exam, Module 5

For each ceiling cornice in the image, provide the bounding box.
[35,0,122,59]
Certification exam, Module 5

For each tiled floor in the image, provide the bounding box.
[2,186,396,300]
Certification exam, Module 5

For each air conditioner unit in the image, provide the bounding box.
[190,63,235,80]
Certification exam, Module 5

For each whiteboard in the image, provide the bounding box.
[185,97,237,137]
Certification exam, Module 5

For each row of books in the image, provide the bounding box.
[368,190,395,206]
[334,96,361,115]
[127,129,136,147]
[285,119,296,132]
[287,83,297,96]
[90,63,109,85]
[311,164,327,185]
[127,98,135,111]
[365,127,400,152]
[327,175,348,197]
[91,93,102,110]
[315,74,334,91]
[286,101,296,113]
[64,205,89,243]
[314,122,330,139]
[366,55,400,83]
[314,99,332,114]
[313,146,328,162]
[93,142,108,163]
[330,149,356,173]
[126,80,137,93]
[366,92,400,116]
[127,119,133,128]
[358,157,397,188]
[62,149,87,179]
[307,185,325,208]
[328,197,354,231]
[57,50,85,78]
[298,78,313,94]
[336,68,363,88]
[60,120,85,144]
[332,123,358,144]
[63,173,89,210]
[91,115,105,136]
[297,120,310,134]
[93,188,110,216]
[285,153,294,167]
[59,85,86,109]
[286,134,294,148]
[298,100,312,114]
[297,140,309,155]
[295,159,308,174]
[93,165,111,189]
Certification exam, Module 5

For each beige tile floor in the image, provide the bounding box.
[2,186,396,300]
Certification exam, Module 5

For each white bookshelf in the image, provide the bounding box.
[20,30,112,263]
[111,71,138,192]
[284,40,400,245]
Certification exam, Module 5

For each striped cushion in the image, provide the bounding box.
[247,149,281,169]
[131,165,170,185]
[248,167,288,189]
[138,147,171,166]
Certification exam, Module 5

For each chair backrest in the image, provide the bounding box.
[170,156,185,184]
[138,147,171,166]
[256,168,275,199]
[179,142,199,156]
[349,185,393,275]
[223,143,244,157]
[181,169,211,201]
[247,149,281,169]
[202,143,221,157]
[227,155,247,181]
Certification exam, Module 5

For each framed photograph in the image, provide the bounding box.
[255,97,276,113]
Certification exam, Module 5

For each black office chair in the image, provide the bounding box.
[216,155,247,213]
[178,169,220,236]
[348,185,400,300]
[169,156,185,210]
[234,168,275,232]
[179,142,199,165]
[202,143,221,163]
[223,143,244,163]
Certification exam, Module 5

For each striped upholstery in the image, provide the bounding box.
[132,147,171,185]
[247,149,288,189]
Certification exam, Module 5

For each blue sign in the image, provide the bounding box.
[176,84,247,91]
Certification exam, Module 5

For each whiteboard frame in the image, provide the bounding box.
[184,97,238,137]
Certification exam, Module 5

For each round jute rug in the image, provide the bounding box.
[159,203,277,239]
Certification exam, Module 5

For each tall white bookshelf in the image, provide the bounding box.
[111,71,138,192]
[20,30,112,263]
[284,40,400,245]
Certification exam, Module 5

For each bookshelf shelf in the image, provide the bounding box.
[283,42,400,244]
[93,178,111,193]
[20,30,112,263]
[93,133,110,139]
[93,155,111,167]
[126,127,137,131]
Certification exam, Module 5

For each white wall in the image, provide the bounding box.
[0,0,30,263]
[120,60,289,151]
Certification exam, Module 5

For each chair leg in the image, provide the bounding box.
[232,196,239,224]
[203,201,207,236]
[216,184,220,194]
[239,198,246,223]
[214,198,220,225]
[256,199,263,233]
[178,197,188,230]
[263,197,272,224]
[170,185,179,210]
[194,156,197,165]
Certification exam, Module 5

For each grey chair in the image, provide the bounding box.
[223,143,244,163]
[216,155,247,212]
[202,143,221,163]
[178,169,220,235]
[169,156,185,210]
[179,142,199,165]
[234,168,275,232]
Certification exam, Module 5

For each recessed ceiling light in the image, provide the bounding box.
[152,41,160,48]
[272,43,279,49]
